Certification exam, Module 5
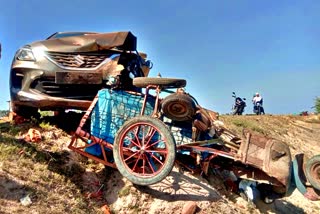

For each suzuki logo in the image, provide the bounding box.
[74,55,85,66]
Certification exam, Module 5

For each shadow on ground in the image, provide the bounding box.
[0,171,36,201]
[135,170,221,202]
[256,199,306,214]
[41,111,85,133]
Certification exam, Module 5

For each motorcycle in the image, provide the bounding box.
[253,101,264,115]
[232,92,246,115]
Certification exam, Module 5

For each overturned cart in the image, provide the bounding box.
[69,77,320,201]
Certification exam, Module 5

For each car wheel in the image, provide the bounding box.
[305,155,320,191]
[161,93,196,121]
[113,115,176,186]
[133,77,186,88]
[12,104,40,119]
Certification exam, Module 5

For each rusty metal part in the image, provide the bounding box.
[235,131,292,187]
[140,85,161,117]
[179,138,222,147]
[201,154,218,175]
[178,144,236,160]
[197,106,219,121]
[69,135,116,168]
[230,165,285,187]
[194,119,208,132]
[175,159,199,174]
[68,95,116,168]
[191,125,199,141]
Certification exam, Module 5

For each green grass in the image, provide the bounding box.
[0,121,24,135]
[0,120,104,214]
[228,118,267,135]
[39,121,53,129]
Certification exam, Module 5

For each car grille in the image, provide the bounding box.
[46,52,114,69]
[32,78,102,100]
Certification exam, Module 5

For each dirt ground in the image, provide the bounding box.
[0,113,320,213]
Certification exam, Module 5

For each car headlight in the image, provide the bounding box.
[15,46,35,61]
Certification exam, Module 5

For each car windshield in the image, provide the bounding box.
[47,32,96,40]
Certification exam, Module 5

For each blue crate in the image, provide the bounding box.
[90,89,155,144]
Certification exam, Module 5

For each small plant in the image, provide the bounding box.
[314,97,320,114]
[40,111,55,117]
[39,121,52,129]
[118,185,131,197]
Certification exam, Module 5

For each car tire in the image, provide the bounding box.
[133,77,186,88]
[113,115,176,186]
[161,93,196,121]
[305,155,320,191]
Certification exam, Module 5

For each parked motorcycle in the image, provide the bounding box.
[232,92,246,115]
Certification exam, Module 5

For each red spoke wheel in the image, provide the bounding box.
[113,116,176,186]
[305,155,320,191]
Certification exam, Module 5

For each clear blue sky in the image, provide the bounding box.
[0,0,319,114]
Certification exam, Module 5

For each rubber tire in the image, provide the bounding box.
[161,93,196,121]
[133,77,186,88]
[113,115,176,186]
[12,104,40,119]
[257,106,261,115]
[232,107,239,115]
[305,155,320,191]
[256,105,262,115]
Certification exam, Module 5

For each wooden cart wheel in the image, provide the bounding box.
[113,116,176,186]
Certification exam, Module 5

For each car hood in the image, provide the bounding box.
[31,31,137,52]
